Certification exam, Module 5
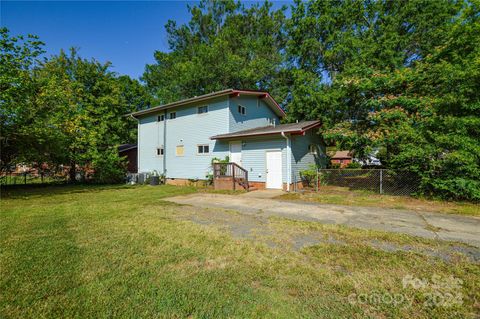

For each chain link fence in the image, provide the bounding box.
[0,171,69,186]
[300,169,420,196]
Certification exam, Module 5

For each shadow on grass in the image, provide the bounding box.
[0,183,140,199]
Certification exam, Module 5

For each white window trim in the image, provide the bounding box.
[157,114,164,122]
[238,104,246,115]
[197,105,208,115]
[156,146,164,157]
[196,144,210,155]
[169,112,177,120]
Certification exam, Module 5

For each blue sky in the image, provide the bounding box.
[1,1,292,79]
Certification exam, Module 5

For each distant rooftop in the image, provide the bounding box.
[331,151,352,159]
[130,89,285,118]
[210,120,321,140]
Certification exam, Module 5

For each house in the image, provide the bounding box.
[330,151,352,168]
[118,143,137,173]
[130,89,326,191]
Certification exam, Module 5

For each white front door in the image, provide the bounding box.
[266,151,282,189]
[230,141,242,165]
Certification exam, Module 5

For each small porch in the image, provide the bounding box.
[213,162,252,191]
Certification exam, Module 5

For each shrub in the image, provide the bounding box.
[345,162,362,169]
[299,165,318,187]
[91,150,126,184]
[330,163,341,169]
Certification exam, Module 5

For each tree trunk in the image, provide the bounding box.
[69,161,76,183]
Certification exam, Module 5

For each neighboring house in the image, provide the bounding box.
[130,89,326,190]
[330,151,352,168]
[118,143,138,173]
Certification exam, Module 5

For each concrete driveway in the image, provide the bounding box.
[166,190,480,248]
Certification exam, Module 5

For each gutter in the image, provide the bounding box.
[163,109,167,179]
[281,131,291,192]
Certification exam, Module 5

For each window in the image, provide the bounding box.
[197,105,208,114]
[169,112,176,119]
[269,118,276,126]
[238,105,246,115]
[175,145,184,157]
[308,144,318,155]
[156,146,164,156]
[197,144,209,154]
[157,114,164,122]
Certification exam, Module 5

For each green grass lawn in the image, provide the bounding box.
[1,185,479,318]
[278,186,480,217]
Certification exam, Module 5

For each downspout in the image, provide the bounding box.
[281,131,291,192]
[163,109,167,181]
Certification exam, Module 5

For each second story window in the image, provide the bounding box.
[157,114,164,122]
[197,105,208,114]
[169,112,176,119]
[156,146,164,156]
[238,105,246,115]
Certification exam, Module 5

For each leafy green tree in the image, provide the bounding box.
[1,28,152,182]
[33,48,147,181]
[288,0,480,200]
[142,0,290,105]
[0,27,46,170]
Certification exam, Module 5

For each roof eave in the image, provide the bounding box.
[129,89,234,118]
[128,89,286,118]
[211,129,304,140]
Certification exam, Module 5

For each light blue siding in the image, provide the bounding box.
[290,129,327,183]
[138,115,163,173]
[241,136,288,183]
[138,96,230,179]
[137,92,322,186]
[229,96,280,132]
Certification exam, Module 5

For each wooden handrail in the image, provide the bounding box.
[213,162,249,190]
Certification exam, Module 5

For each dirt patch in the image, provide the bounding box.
[173,205,480,264]
[167,193,480,248]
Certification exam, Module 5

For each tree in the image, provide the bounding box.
[33,48,149,182]
[1,28,152,182]
[287,0,479,200]
[0,27,46,171]
[142,0,290,105]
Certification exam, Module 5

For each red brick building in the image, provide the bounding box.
[330,151,352,168]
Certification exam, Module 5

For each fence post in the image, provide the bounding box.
[316,169,319,192]
[379,169,383,194]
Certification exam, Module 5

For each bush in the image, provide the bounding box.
[299,165,318,188]
[345,162,362,169]
[422,175,480,202]
[91,150,126,184]
[330,163,341,169]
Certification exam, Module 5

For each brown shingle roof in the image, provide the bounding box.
[331,151,352,159]
[210,120,321,140]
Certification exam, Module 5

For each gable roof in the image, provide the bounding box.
[210,120,321,140]
[331,151,352,159]
[130,89,285,118]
